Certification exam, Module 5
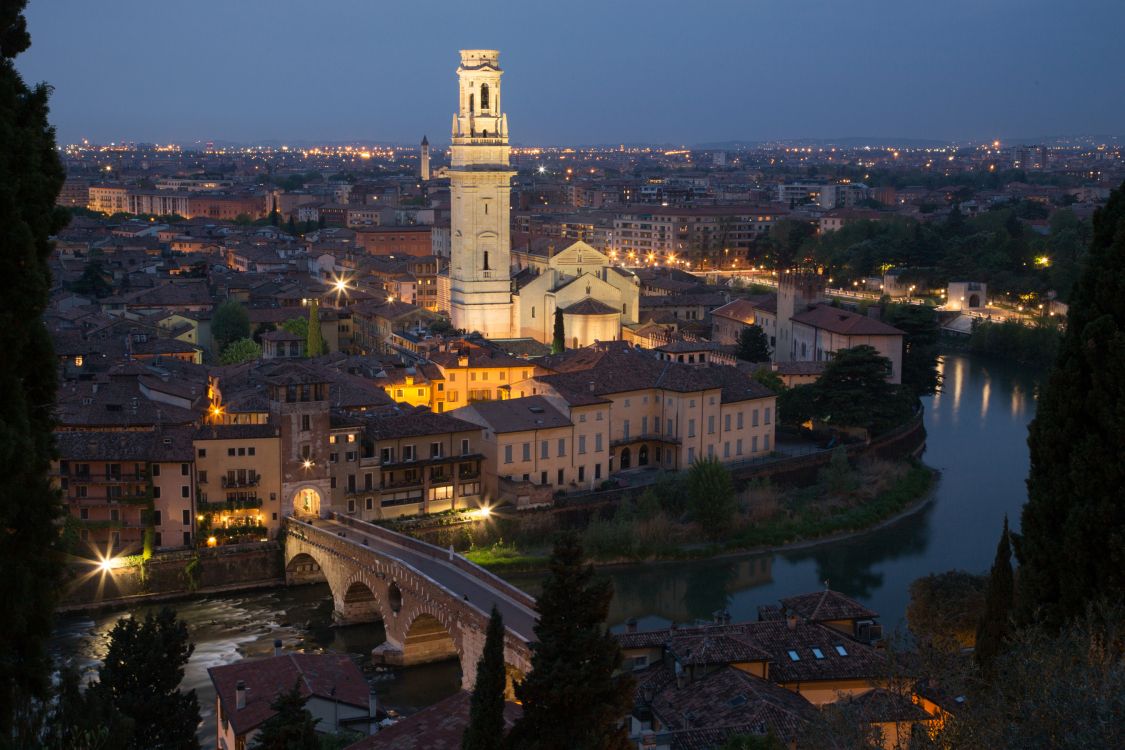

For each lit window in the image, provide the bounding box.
[812,648,824,659]
[835,645,848,657]
[787,650,800,661]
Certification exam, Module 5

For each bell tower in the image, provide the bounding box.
[449,49,515,338]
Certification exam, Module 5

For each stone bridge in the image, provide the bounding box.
[283,514,535,690]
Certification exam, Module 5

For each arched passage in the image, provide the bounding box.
[639,444,649,466]
[402,612,460,667]
[285,552,325,585]
[969,293,981,308]
[620,447,632,470]
[340,580,382,623]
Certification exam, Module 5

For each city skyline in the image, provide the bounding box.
[20,0,1125,146]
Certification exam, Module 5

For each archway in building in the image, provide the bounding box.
[295,487,321,517]
[402,613,460,666]
[341,581,382,623]
[638,444,649,466]
[620,447,632,470]
[969,293,981,308]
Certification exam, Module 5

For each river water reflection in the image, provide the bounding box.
[53,353,1034,743]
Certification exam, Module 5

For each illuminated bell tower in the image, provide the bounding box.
[449,49,515,338]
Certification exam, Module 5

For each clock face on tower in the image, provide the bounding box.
[449,50,516,339]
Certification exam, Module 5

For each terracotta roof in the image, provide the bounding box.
[790,305,904,337]
[55,426,195,462]
[641,664,818,744]
[346,691,520,750]
[363,410,480,441]
[208,653,369,738]
[453,395,571,433]
[561,297,620,316]
[780,589,878,623]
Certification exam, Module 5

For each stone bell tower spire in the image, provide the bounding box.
[448,49,515,338]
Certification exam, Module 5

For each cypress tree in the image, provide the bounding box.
[1019,180,1125,630]
[249,679,320,750]
[506,533,634,750]
[306,299,325,357]
[975,517,1014,675]
[463,606,507,750]
[551,307,565,354]
[735,324,771,363]
[0,0,67,738]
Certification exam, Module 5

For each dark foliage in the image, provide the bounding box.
[463,606,507,750]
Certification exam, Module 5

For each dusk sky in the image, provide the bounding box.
[18,0,1125,147]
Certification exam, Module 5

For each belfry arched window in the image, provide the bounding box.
[480,84,490,111]
[469,93,474,114]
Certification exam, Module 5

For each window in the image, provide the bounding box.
[540,441,549,459]
[504,445,513,464]
[153,486,161,499]
[366,497,373,510]
[595,433,603,452]
[595,463,602,479]
[752,409,760,427]
[182,509,191,525]
[152,464,161,477]
[578,466,585,482]
[227,448,236,457]
[724,442,730,458]
[688,419,696,438]
[737,411,744,430]
[301,414,311,432]
[237,447,246,456]
[79,508,88,520]
[329,435,337,444]
[736,439,743,455]
[197,448,207,458]
[347,499,355,513]
[403,445,415,461]
[688,447,695,463]
[461,438,470,455]
[622,420,630,439]
[181,485,189,498]
[540,471,548,485]
[522,442,531,461]
[764,434,771,451]
[431,442,442,458]
[752,436,759,452]
[787,650,801,661]
[557,438,566,457]
[578,436,586,454]
[835,645,848,656]
[765,407,772,425]
[812,648,825,659]
[724,414,731,432]
[557,468,564,485]
[708,415,715,435]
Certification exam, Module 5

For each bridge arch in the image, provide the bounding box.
[285,551,327,585]
[397,606,463,672]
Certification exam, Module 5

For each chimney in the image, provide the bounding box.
[274,638,283,657]
[786,613,799,631]
[235,680,247,710]
[626,618,638,634]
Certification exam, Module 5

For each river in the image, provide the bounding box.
[52,352,1036,744]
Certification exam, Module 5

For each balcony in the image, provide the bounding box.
[458,468,481,480]
[429,472,453,485]
[198,497,263,512]
[68,472,148,483]
[381,475,423,491]
[610,433,681,448]
[221,474,261,489]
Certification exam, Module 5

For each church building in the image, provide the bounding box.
[446,50,636,346]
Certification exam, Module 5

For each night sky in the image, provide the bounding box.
[16,0,1125,146]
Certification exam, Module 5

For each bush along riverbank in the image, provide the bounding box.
[967,319,1062,368]
[456,451,936,573]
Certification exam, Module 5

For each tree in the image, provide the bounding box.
[249,679,320,750]
[220,337,261,364]
[810,345,914,434]
[306,300,326,357]
[551,308,565,354]
[71,259,112,298]
[281,316,308,339]
[507,533,634,750]
[975,517,1015,674]
[1019,180,1125,631]
[939,608,1125,750]
[906,570,987,651]
[736,324,771,362]
[84,607,201,750]
[687,457,736,538]
[882,304,941,397]
[751,366,785,394]
[463,606,507,750]
[0,1,68,738]
[212,299,250,353]
[286,214,297,236]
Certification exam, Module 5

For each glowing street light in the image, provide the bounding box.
[478,504,492,519]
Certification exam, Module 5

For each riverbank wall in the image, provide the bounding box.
[58,542,284,613]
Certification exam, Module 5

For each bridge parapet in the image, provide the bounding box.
[329,512,538,611]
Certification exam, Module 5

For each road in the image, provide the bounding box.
[311,517,540,642]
